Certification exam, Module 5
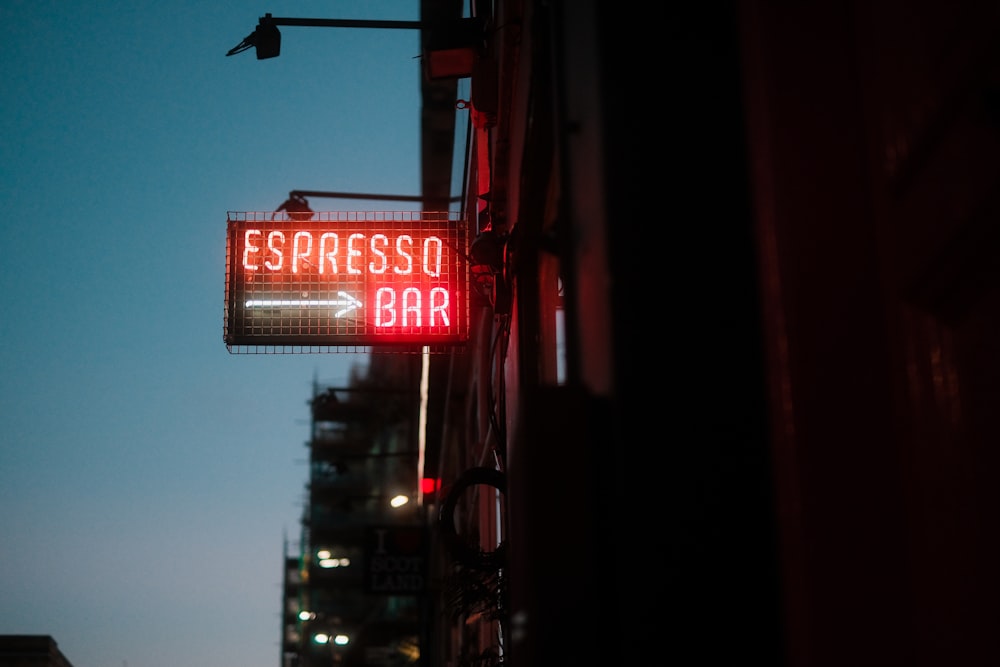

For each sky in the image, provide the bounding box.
[0,2,452,665]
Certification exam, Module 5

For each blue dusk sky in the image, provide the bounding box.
[0,2,457,666]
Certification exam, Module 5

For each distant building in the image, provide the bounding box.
[282,355,425,667]
[0,636,74,667]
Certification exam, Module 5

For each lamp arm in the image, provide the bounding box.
[264,15,425,30]
[290,190,429,203]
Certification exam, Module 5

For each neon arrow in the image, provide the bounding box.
[245,291,363,317]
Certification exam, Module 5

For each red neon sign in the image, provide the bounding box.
[225,212,468,349]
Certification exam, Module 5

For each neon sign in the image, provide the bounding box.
[225,211,468,349]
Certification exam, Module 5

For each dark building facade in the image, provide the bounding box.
[0,636,75,667]
[282,1,1000,665]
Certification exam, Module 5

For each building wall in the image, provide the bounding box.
[0,636,75,667]
[741,1,1000,665]
[433,0,1000,666]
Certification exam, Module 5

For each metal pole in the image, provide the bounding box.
[265,16,425,30]
[290,190,429,203]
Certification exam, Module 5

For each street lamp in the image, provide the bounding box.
[226,12,485,80]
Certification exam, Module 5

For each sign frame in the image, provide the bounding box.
[225,211,469,351]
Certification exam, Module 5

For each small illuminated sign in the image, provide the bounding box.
[364,525,426,594]
[225,211,469,349]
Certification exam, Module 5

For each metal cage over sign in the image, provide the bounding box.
[225,211,469,353]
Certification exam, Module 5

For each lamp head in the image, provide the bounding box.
[276,193,312,220]
[225,13,280,58]
[254,14,281,59]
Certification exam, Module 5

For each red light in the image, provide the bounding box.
[420,477,441,495]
